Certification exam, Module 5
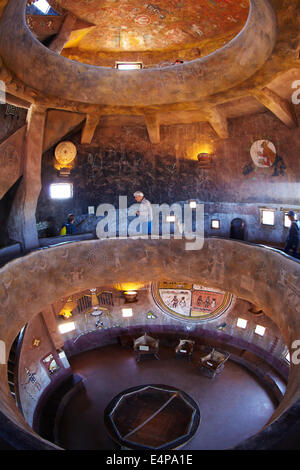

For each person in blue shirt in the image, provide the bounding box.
[284,211,299,258]
[60,214,85,236]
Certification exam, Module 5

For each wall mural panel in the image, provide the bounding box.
[152,281,233,321]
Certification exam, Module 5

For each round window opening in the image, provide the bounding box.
[152,282,233,322]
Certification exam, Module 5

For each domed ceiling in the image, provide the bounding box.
[47,0,249,65]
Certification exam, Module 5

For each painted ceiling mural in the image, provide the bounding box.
[49,0,249,54]
[152,282,234,322]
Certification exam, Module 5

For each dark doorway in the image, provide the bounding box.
[230,218,246,241]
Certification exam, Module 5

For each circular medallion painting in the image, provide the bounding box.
[250,140,277,168]
[55,141,77,166]
[152,282,233,322]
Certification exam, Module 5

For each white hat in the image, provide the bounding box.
[134,191,144,197]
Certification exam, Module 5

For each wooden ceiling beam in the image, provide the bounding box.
[81,114,100,144]
[252,87,298,128]
[144,113,160,144]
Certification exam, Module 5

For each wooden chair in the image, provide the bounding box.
[199,347,230,379]
[175,339,195,361]
[133,333,159,362]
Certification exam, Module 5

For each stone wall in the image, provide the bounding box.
[36,107,300,244]
[54,284,288,377]
[17,313,71,427]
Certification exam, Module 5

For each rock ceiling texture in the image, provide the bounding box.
[0,0,299,142]
[47,0,249,64]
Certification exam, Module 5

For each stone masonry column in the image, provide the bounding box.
[7,105,46,251]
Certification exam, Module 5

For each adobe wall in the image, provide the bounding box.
[36,107,300,244]
[0,238,299,448]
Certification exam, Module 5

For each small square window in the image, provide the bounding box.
[255,325,266,336]
[50,183,73,199]
[58,322,76,334]
[122,308,133,317]
[166,215,176,222]
[189,201,197,209]
[211,219,220,230]
[260,209,275,226]
[237,318,247,329]
[284,212,297,228]
[34,0,50,14]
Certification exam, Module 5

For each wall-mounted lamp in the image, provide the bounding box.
[197,153,213,168]
[58,297,76,319]
[123,290,138,303]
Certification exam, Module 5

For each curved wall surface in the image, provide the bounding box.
[0,238,299,449]
[0,0,277,106]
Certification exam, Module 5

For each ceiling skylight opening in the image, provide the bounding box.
[34,0,50,14]
[116,62,143,70]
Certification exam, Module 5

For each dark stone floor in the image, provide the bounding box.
[56,344,277,450]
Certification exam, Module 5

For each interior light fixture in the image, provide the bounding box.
[123,291,138,303]
[197,153,213,168]
[116,62,143,70]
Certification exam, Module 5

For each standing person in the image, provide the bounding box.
[133,191,153,236]
[284,211,299,258]
[60,213,85,236]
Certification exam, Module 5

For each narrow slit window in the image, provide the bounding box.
[116,62,143,70]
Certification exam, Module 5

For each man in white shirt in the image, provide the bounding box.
[134,191,153,236]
